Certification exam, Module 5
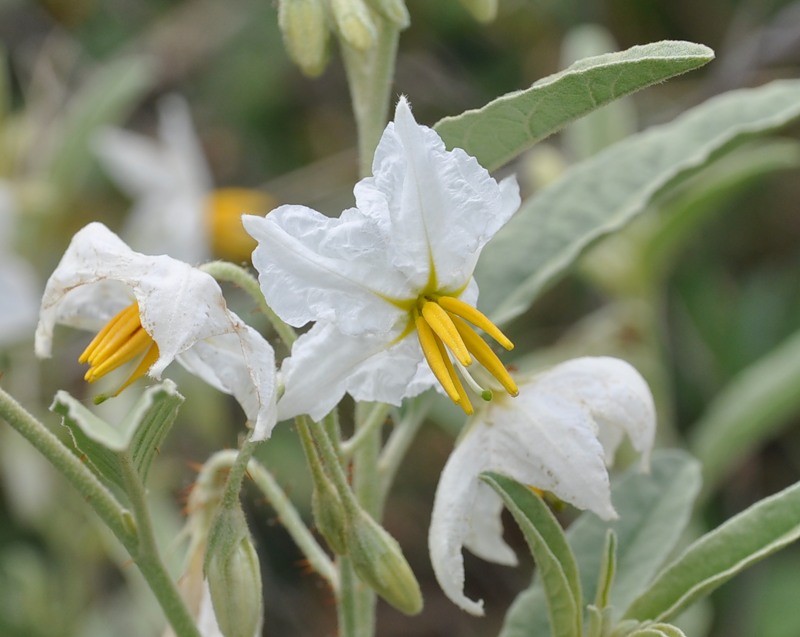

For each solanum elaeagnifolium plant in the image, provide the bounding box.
[4,4,800,637]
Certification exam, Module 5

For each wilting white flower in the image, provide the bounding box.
[428,357,656,615]
[244,97,521,421]
[94,95,272,263]
[0,184,40,346]
[34,222,277,440]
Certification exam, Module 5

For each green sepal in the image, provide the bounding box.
[50,380,183,490]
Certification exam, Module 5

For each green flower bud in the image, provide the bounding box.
[207,535,263,637]
[331,0,377,51]
[367,0,410,28]
[346,511,423,615]
[311,477,349,555]
[459,0,498,23]
[278,0,331,77]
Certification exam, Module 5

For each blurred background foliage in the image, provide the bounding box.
[1,0,799,635]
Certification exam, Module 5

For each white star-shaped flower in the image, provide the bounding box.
[244,97,521,420]
[94,95,272,263]
[34,222,277,440]
[428,357,656,615]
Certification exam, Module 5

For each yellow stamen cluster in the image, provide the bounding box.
[79,302,159,396]
[206,188,275,262]
[415,295,517,414]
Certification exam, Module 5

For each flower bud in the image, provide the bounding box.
[367,0,410,28]
[346,511,423,615]
[459,0,498,23]
[331,0,377,51]
[311,478,349,555]
[278,0,331,77]
[207,535,263,637]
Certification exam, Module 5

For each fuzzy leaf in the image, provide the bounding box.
[477,80,800,325]
[499,450,700,637]
[482,471,582,637]
[434,40,713,171]
[623,480,800,623]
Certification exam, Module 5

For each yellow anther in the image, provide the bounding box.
[432,333,474,415]
[114,342,160,395]
[451,315,519,396]
[437,296,514,351]
[416,315,460,403]
[206,188,275,262]
[79,302,140,364]
[85,326,153,381]
[420,301,472,366]
[79,301,159,394]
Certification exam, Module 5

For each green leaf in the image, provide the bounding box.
[499,450,700,637]
[477,80,800,325]
[689,327,800,495]
[51,380,183,490]
[434,40,713,172]
[623,480,800,623]
[594,530,617,609]
[628,625,687,637]
[482,471,582,637]
[47,55,153,196]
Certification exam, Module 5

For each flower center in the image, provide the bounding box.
[414,295,518,414]
[206,188,275,262]
[78,301,160,397]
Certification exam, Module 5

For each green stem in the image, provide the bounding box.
[0,386,134,545]
[337,557,368,637]
[377,394,432,509]
[0,388,200,637]
[120,455,201,637]
[341,402,390,461]
[220,437,261,511]
[205,450,338,589]
[200,260,297,348]
[352,402,389,518]
[296,415,360,515]
[340,18,400,177]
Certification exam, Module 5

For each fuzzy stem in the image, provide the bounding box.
[0,387,135,544]
[120,454,202,637]
[200,260,297,348]
[340,18,400,177]
[205,450,338,589]
[0,387,200,637]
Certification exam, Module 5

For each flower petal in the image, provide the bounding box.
[244,206,410,334]
[356,97,521,292]
[35,222,277,437]
[177,326,277,440]
[277,321,426,421]
[529,357,657,470]
[94,95,211,262]
[429,356,655,614]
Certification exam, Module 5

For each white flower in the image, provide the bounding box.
[428,357,656,615]
[34,222,277,440]
[244,97,521,421]
[94,95,272,263]
[0,184,40,346]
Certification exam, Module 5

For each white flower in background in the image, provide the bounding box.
[0,184,40,346]
[244,97,521,421]
[34,222,277,440]
[94,95,273,263]
[429,357,656,615]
